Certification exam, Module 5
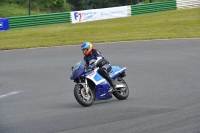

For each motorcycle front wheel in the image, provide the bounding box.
[74,84,94,107]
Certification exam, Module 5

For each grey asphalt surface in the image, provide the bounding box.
[0,39,200,133]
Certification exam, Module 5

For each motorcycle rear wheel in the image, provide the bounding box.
[74,84,94,107]
[113,78,129,100]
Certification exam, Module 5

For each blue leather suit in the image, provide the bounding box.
[84,49,115,88]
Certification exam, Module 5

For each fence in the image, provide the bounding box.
[176,0,200,9]
[6,0,200,29]
[9,12,71,29]
[131,0,176,15]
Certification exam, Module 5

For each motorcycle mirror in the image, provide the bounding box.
[71,66,74,70]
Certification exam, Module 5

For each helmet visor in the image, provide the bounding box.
[82,49,88,55]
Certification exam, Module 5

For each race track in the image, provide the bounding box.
[0,39,200,133]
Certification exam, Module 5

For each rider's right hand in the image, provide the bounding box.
[85,65,91,70]
[85,65,95,70]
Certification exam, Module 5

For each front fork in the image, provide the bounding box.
[85,77,89,94]
[84,67,89,94]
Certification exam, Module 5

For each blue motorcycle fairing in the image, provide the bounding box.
[85,68,112,100]
[95,81,112,100]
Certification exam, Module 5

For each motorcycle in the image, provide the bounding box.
[70,60,129,107]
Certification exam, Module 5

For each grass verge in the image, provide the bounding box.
[0,8,200,50]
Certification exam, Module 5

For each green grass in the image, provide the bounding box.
[0,8,200,50]
[0,3,46,17]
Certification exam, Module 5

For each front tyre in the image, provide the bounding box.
[113,78,129,100]
[74,84,94,107]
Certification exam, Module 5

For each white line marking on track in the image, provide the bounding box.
[0,91,22,98]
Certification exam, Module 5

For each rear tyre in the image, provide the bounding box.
[74,84,94,107]
[113,78,129,100]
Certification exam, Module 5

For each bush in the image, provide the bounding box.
[0,0,70,13]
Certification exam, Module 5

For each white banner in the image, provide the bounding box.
[71,6,129,23]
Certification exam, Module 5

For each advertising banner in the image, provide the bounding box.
[71,6,128,23]
[0,18,9,31]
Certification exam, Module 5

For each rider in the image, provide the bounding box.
[81,42,120,92]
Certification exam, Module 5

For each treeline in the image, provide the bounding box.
[68,0,140,11]
[0,0,70,13]
[0,0,170,13]
[67,0,169,11]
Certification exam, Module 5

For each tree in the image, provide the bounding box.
[68,0,89,11]
[1,0,70,13]
[68,0,142,11]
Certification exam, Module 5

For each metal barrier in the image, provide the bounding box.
[8,12,71,29]
[131,1,177,15]
[176,0,200,9]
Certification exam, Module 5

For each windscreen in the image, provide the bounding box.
[72,61,82,71]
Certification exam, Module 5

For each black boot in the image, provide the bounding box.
[107,79,125,92]
[107,80,116,91]
[104,73,115,85]
[98,67,116,92]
